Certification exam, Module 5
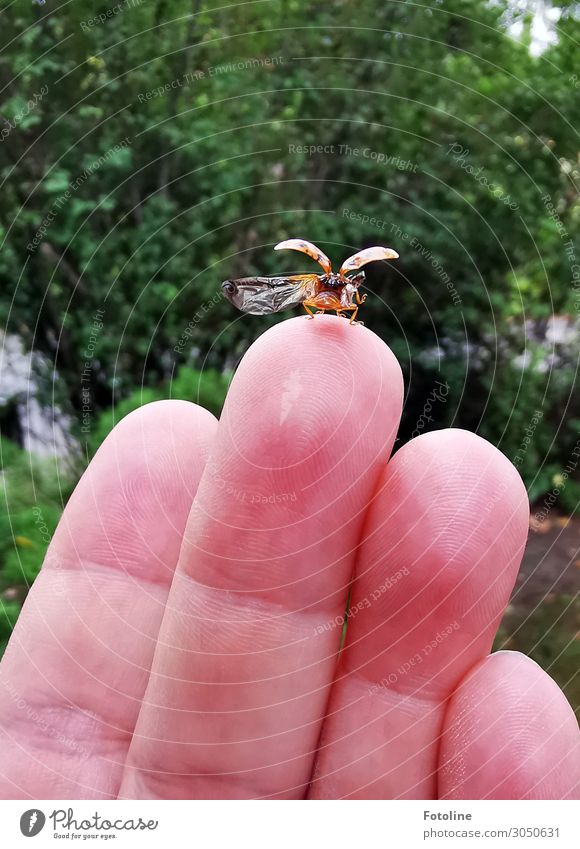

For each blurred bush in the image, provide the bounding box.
[0,0,578,701]
[0,367,229,654]
[0,436,63,653]
[86,367,230,453]
[495,595,580,717]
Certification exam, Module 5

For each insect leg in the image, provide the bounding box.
[334,307,362,325]
[348,307,364,325]
[303,303,316,319]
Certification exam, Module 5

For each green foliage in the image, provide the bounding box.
[0,0,578,677]
[86,366,230,452]
[478,340,579,511]
[0,438,63,587]
[495,595,580,716]
[0,600,20,657]
[0,1,577,510]
[0,437,66,650]
[0,363,228,659]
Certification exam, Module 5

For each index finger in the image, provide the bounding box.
[121,315,403,799]
[0,401,216,798]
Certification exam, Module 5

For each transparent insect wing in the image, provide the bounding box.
[274,238,332,274]
[340,246,399,275]
[221,274,319,315]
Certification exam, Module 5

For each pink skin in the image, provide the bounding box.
[0,316,577,800]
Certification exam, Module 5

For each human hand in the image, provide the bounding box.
[0,317,578,799]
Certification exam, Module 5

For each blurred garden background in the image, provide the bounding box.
[0,1,578,710]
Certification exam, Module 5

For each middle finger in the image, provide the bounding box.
[121,315,403,799]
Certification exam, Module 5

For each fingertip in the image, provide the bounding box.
[348,426,531,700]
[50,399,218,581]
[101,399,218,445]
[426,429,526,487]
[478,650,579,724]
[220,315,403,472]
[440,650,580,799]
[238,314,403,396]
[391,427,530,538]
